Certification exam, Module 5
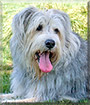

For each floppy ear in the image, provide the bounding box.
[10,7,38,65]
[54,10,81,67]
[12,7,38,38]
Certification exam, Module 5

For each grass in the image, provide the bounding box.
[0,71,11,93]
[0,1,89,104]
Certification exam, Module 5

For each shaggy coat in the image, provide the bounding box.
[2,7,88,102]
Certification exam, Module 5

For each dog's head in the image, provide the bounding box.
[10,7,80,77]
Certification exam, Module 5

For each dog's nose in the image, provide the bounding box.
[45,39,55,49]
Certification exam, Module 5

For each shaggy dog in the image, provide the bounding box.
[0,6,88,103]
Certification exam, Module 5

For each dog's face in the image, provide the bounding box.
[10,7,80,77]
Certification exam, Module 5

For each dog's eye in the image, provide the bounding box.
[36,25,43,31]
[54,28,59,34]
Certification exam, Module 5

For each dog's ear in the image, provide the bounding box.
[10,7,38,65]
[53,10,81,67]
[12,7,38,36]
[60,11,81,67]
[11,6,38,48]
[50,9,71,35]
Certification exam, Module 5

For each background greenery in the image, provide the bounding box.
[0,1,89,104]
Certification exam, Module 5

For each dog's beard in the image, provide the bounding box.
[33,49,60,78]
[25,40,61,78]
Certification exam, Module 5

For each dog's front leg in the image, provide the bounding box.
[0,93,15,101]
[61,96,79,102]
[1,97,36,104]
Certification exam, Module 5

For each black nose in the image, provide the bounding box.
[45,39,55,49]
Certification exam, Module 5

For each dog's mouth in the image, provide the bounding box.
[35,51,54,73]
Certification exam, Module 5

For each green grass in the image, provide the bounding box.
[0,71,11,93]
[0,2,89,104]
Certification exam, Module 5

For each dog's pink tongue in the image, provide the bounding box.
[39,53,53,73]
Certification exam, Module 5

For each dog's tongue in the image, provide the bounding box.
[39,52,53,73]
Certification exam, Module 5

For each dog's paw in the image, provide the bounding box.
[61,96,79,102]
[1,98,37,104]
[0,93,16,103]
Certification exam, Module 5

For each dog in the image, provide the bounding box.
[0,6,88,103]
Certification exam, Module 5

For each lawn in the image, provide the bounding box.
[0,1,89,104]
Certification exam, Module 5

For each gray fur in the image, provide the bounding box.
[9,7,88,102]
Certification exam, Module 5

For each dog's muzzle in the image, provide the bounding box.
[34,39,56,73]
